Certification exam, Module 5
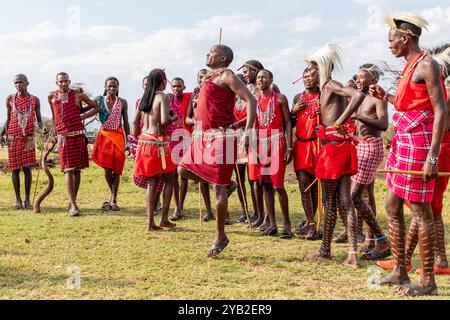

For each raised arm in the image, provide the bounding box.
[354,98,389,131]
[328,80,365,125]
[224,71,256,132]
[78,93,100,121]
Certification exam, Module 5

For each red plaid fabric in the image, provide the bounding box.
[352,137,384,185]
[52,90,89,172]
[7,94,37,170]
[58,136,89,172]
[7,137,36,170]
[134,174,165,192]
[386,110,435,203]
[431,132,450,215]
[101,98,122,131]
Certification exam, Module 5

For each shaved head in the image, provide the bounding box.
[14,74,29,84]
[216,45,234,66]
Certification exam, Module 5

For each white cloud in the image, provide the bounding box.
[284,13,323,33]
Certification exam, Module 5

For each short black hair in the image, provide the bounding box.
[258,69,273,80]
[172,77,185,86]
[56,72,69,80]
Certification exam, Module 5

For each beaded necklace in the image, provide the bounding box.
[12,93,33,136]
[302,92,320,120]
[257,92,276,128]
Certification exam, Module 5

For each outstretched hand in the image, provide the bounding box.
[368,84,386,100]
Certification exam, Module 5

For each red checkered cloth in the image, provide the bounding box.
[386,110,435,203]
[352,137,384,185]
[7,94,37,170]
[52,90,89,172]
[431,132,450,215]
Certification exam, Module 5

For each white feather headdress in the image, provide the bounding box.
[426,44,450,79]
[306,43,343,90]
[383,13,429,37]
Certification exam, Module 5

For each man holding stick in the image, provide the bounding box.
[370,15,447,296]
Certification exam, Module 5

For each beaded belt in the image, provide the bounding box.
[8,134,34,142]
[58,130,86,147]
[259,132,285,143]
[138,139,169,147]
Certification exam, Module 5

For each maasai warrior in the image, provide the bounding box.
[349,64,391,260]
[1,75,46,210]
[377,45,450,277]
[254,69,293,238]
[333,76,366,244]
[184,69,215,222]
[369,15,447,296]
[240,60,276,227]
[168,78,193,221]
[130,76,164,212]
[91,77,130,212]
[134,69,178,231]
[291,67,321,240]
[48,73,100,216]
[179,45,257,257]
[304,44,365,269]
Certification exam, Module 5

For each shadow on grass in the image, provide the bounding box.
[0,265,136,292]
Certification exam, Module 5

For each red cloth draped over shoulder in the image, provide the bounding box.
[180,77,237,186]
[234,99,247,128]
[294,92,320,174]
[394,52,448,112]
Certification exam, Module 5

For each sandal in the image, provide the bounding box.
[102,202,112,212]
[280,231,293,240]
[376,260,412,272]
[375,274,411,287]
[207,238,230,258]
[361,248,392,261]
[333,232,348,243]
[111,204,121,212]
[394,283,438,297]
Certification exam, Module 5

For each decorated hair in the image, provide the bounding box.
[238,60,264,73]
[383,13,429,39]
[306,43,343,90]
[139,68,167,113]
[425,43,450,78]
[359,63,384,83]
[103,76,120,97]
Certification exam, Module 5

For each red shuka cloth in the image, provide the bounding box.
[315,142,358,180]
[51,90,89,172]
[394,52,448,112]
[7,94,37,170]
[180,79,237,186]
[294,92,320,174]
[250,93,286,189]
[91,128,126,175]
[134,133,176,178]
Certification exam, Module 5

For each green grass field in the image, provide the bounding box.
[1,150,449,300]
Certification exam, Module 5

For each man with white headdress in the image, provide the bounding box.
[370,14,447,296]
[303,44,365,269]
[350,63,391,260]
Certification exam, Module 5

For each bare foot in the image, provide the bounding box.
[15,200,23,210]
[304,251,332,261]
[160,221,177,229]
[263,226,278,236]
[24,200,33,210]
[146,225,163,232]
[343,254,361,270]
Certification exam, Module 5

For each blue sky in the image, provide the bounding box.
[1,0,449,121]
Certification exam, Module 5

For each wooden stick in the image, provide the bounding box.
[218,28,223,45]
[316,101,323,233]
[292,76,304,85]
[235,164,252,229]
[199,183,204,227]
[304,178,319,193]
[378,170,450,177]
